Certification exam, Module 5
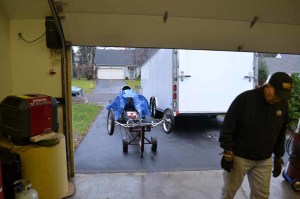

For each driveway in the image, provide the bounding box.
[85,79,126,105]
[74,110,223,173]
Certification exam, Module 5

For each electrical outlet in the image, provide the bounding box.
[18,33,22,40]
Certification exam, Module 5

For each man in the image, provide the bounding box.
[219,72,293,199]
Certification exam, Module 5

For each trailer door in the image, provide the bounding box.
[177,50,254,114]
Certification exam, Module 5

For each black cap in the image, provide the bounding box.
[268,72,293,100]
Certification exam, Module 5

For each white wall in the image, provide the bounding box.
[8,19,64,132]
[0,3,12,101]
[10,20,62,95]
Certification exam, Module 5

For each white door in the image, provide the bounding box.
[177,50,254,114]
[97,67,124,79]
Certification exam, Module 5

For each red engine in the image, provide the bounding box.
[0,94,58,144]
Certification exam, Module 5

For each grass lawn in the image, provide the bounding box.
[71,78,101,149]
[125,79,141,92]
[72,78,96,94]
[72,103,103,136]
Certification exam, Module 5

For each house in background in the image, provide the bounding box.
[259,53,300,76]
[94,49,139,79]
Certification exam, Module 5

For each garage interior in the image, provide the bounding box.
[0,0,300,198]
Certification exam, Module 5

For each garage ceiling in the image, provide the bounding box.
[2,0,300,54]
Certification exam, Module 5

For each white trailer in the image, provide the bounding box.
[141,49,256,132]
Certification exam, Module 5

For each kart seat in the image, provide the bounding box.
[124,97,136,112]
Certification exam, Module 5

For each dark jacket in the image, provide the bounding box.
[219,86,289,160]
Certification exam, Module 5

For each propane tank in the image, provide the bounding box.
[14,179,39,199]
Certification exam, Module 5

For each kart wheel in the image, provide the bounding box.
[122,137,128,153]
[151,100,156,118]
[151,99,160,118]
[107,108,115,135]
[151,137,157,152]
[162,108,174,133]
[150,98,153,115]
[291,179,300,191]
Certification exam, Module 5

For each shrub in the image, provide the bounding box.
[258,60,269,86]
[288,74,300,130]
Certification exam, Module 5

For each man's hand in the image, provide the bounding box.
[272,157,284,178]
[221,151,234,173]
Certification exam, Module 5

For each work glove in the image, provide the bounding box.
[272,157,284,178]
[221,151,234,173]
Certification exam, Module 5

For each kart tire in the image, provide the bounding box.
[122,137,128,153]
[152,100,160,118]
[150,98,153,116]
[107,108,115,135]
[151,137,157,152]
[163,108,174,134]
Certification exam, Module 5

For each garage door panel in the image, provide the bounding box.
[98,68,124,79]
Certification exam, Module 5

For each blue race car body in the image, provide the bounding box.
[106,89,151,120]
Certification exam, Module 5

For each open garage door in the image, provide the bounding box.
[97,67,124,79]
[2,0,300,179]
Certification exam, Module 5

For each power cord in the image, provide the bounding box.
[18,32,46,43]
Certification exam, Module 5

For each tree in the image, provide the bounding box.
[134,48,156,67]
[288,74,300,130]
[73,46,96,79]
[258,60,269,86]
[71,47,78,77]
[127,48,156,67]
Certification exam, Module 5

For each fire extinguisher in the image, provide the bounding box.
[283,118,300,191]
[14,179,39,199]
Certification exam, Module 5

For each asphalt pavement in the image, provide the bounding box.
[74,108,224,173]
[84,79,126,105]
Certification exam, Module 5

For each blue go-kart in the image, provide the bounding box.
[106,86,173,158]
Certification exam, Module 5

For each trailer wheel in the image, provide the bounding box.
[163,108,174,133]
[291,179,300,191]
[122,137,128,153]
[151,137,157,152]
[107,108,115,135]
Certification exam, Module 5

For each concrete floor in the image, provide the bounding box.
[67,169,300,199]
